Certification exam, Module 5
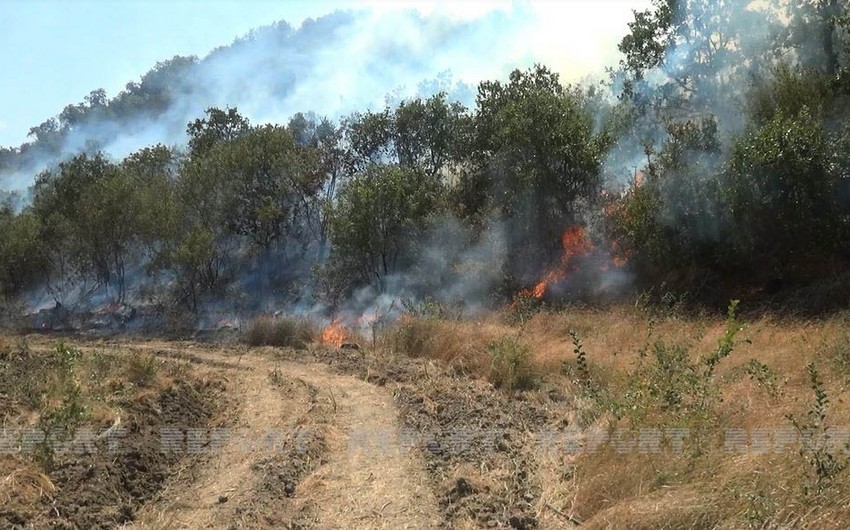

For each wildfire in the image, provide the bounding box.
[321,318,347,347]
[521,226,595,300]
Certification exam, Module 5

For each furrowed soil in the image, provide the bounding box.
[3,335,561,529]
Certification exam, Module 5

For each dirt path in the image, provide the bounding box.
[127,344,439,529]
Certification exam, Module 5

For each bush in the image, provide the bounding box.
[126,352,159,387]
[246,316,316,348]
[381,317,494,377]
[488,336,537,392]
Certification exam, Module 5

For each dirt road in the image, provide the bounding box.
[126,344,440,529]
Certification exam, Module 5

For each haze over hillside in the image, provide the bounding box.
[0,2,646,192]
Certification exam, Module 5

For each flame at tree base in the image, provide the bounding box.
[520,226,595,300]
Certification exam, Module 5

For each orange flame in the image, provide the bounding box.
[321,318,347,347]
[523,226,595,300]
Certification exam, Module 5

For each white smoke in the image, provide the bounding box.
[1,3,649,191]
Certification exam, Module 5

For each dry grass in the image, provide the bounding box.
[1,460,55,504]
[541,308,850,527]
[245,316,316,348]
[380,317,497,377]
[381,305,850,528]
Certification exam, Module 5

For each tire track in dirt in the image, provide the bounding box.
[126,344,439,529]
[284,362,441,529]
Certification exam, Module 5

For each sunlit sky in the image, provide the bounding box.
[0,0,650,147]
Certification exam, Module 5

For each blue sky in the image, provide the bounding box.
[0,0,648,147]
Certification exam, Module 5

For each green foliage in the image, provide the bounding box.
[608,301,744,434]
[725,108,841,273]
[745,359,781,398]
[787,363,849,495]
[324,164,442,294]
[187,107,250,157]
[0,203,45,298]
[53,342,83,374]
[36,343,89,471]
[702,300,744,376]
[571,330,591,384]
[471,65,604,269]
[488,336,537,392]
[31,153,148,301]
[345,93,468,176]
[126,352,160,387]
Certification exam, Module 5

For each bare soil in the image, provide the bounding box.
[4,335,562,529]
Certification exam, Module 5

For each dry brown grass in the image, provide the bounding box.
[380,317,499,377]
[381,305,850,528]
[0,460,55,504]
[531,307,850,528]
[245,316,316,348]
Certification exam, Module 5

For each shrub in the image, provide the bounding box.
[246,316,316,348]
[488,336,537,392]
[787,363,849,496]
[126,352,159,387]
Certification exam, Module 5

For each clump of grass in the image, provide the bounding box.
[381,317,494,377]
[488,336,537,392]
[383,317,441,359]
[126,352,159,387]
[246,316,316,348]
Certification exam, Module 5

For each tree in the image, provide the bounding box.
[617,0,778,122]
[31,153,142,302]
[187,107,251,157]
[787,0,849,77]
[470,65,604,276]
[344,94,468,176]
[0,202,45,299]
[325,165,443,293]
[725,107,842,275]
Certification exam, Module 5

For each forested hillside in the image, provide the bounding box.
[1,0,849,323]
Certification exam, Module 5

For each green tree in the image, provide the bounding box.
[725,108,842,275]
[325,165,443,294]
[0,202,45,299]
[786,0,849,77]
[187,107,251,158]
[32,153,142,302]
[470,65,604,274]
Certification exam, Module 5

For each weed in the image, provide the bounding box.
[571,331,590,383]
[89,349,118,382]
[609,300,746,438]
[786,362,849,495]
[126,352,159,387]
[702,300,746,377]
[35,344,89,471]
[742,490,777,529]
[53,341,82,375]
[745,359,781,398]
[383,317,439,359]
[488,336,537,392]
